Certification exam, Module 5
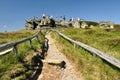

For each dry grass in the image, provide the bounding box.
[0,30,45,80]
[51,27,120,80]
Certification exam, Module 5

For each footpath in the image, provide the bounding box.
[37,34,82,80]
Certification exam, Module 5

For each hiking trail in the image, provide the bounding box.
[37,33,82,80]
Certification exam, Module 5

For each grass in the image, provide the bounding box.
[59,27,120,59]
[0,30,37,44]
[51,27,120,80]
[0,30,45,80]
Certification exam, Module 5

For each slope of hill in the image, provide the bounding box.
[0,30,45,80]
[51,27,120,80]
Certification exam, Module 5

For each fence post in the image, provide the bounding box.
[93,53,97,57]
[29,39,32,46]
[13,45,18,55]
[36,36,40,43]
[74,43,76,48]
[57,33,60,40]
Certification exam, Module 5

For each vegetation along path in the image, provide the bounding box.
[37,33,82,80]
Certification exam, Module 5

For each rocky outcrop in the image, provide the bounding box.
[25,18,56,30]
[99,21,114,29]
[25,18,41,30]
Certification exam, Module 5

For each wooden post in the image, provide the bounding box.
[29,39,32,46]
[13,45,18,55]
[74,43,76,48]
[0,48,13,56]
[36,36,40,43]
[45,38,48,48]
[57,33,60,40]
[93,53,97,57]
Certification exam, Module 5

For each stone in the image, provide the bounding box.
[99,21,114,29]
[81,21,88,28]
[73,21,80,28]
[25,18,41,30]
[90,25,94,28]
[60,21,70,27]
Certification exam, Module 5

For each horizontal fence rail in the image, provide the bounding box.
[0,48,13,56]
[0,27,52,56]
[54,30,120,69]
[1,27,120,69]
[0,30,43,56]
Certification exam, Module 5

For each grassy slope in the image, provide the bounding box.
[52,27,120,80]
[0,30,45,80]
[60,27,120,59]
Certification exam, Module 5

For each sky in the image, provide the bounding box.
[0,0,120,32]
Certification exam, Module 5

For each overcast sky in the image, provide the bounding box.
[0,0,120,32]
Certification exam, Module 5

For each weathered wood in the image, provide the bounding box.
[29,39,32,46]
[0,42,14,50]
[15,36,35,45]
[1,28,119,69]
[0,30,42,55]
[74,43,76,48]
[93,53,97,57]
[0,48,13,56]
[75,41,120,68]
[56,30,120,69]
[36,36,40,43]
[13,45,18,55]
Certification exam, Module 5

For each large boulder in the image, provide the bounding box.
[60,21,70,27]
[73,21,80,28]
[99,21,114,29]
[81,21,88,28]
[25,18,41,30]
[36,18,56,29]
[36,18,49,29]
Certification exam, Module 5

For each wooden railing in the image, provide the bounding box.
[1,28,120,69]
[54,30,120,69]
[0,30,42,56]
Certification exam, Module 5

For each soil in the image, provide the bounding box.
[37,34,82,80]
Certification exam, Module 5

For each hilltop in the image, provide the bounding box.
[0,24,120,80]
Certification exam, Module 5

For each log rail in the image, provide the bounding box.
[0,29,41,55]
[54,30,120,69]
[1,28,120,69]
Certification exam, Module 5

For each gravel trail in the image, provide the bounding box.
[37,34,82,80]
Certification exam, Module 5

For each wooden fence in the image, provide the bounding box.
[0,30,42,56]
[54,30,120,69]
[1,28,120,69]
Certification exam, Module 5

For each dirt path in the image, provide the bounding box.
[37,34,82,80]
